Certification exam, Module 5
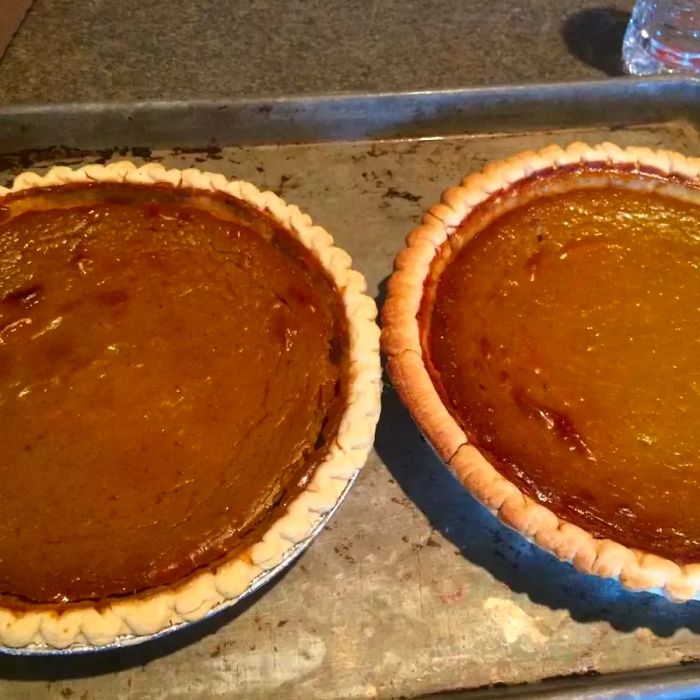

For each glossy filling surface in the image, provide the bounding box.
[0,183,346,605]
[427,178,700,561]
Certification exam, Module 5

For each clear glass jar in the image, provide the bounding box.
[623,0,700,75]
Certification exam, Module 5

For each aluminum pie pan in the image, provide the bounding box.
[0,468,360,656]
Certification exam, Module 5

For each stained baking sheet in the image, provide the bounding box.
[1,77,700,698]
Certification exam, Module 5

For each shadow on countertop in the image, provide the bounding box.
[562,7,630,76]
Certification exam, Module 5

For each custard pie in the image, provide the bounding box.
[0,162,380,648]
[383,142,700,600]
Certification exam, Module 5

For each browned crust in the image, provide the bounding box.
[381,141,700,602]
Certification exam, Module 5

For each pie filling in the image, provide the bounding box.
[424,168,700,562]
[0,183,347,606]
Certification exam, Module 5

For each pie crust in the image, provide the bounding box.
[382,141,700,602]
[0,162,381,649]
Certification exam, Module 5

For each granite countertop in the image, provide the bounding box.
[0,0,634,104]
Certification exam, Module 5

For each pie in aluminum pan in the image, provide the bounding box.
[0,162,380,649]
[382,142,700,601]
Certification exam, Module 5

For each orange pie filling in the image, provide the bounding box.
[0,183,347,606]
[422,167,700,562]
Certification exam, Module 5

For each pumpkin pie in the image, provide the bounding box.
[382,142,700,601]
[0,162,381,648]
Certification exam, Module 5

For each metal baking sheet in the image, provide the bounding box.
[1,76,700,698]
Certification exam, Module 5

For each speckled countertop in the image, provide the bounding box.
[0,0,634,104]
